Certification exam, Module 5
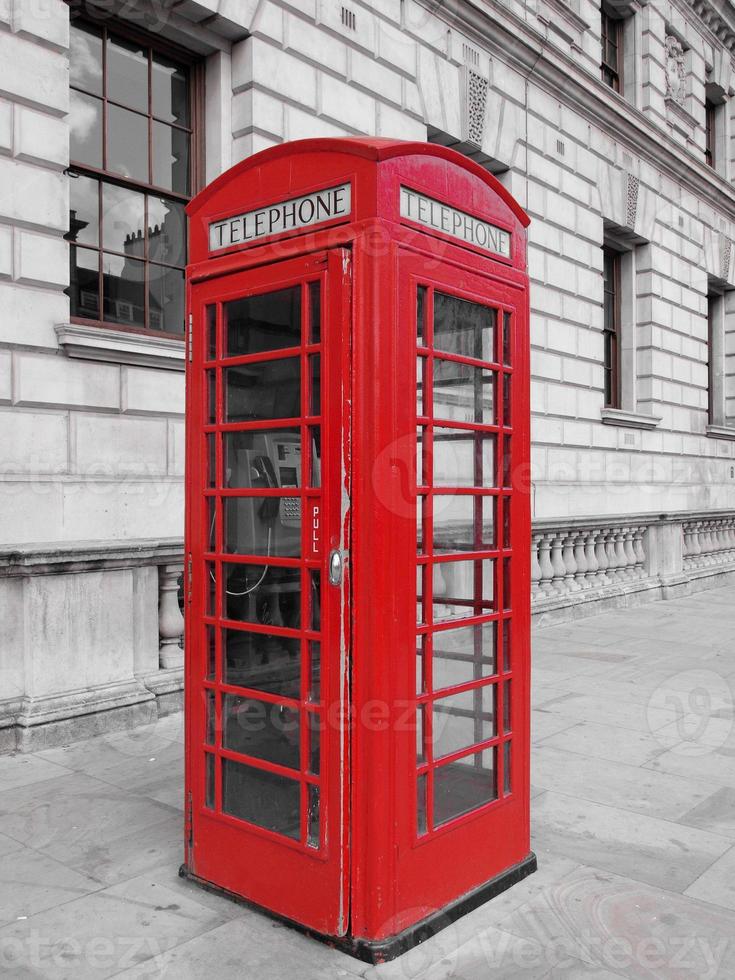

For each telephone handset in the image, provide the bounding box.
[251,455,280,523]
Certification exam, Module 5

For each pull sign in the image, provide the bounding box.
[209,183,352,253]
[310,502,321,558]
[399,185,511,258]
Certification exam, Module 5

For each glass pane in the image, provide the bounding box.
[416,636,426,694]
[309,281,321,343]
[102,183,145,254]
[207,433,217,488]
[153,121,190,194]
[223,628,300,697]
[432,622,496,690]
[225,429,301,489]
[205,562,216,616]
[310,571,321,630]
[224,497,301,557]
[502,312,512,365]
[433,685,496,759]
[433,428,495,487]
[434,293,495,362]
[433,361,495,424]
[223,694,300,770]
[433,494,494,553]
[67,175,99,246]
[503,680,512,732]
[70,91,102,168]
[226,288,301,357]
[503,619,511,672]
[417,357,426,416]
[149,265,185,333]
[205,753,215,809]
[70,22,102,96]
[207,305,217,360]
[225,359,301,422]
[147,197,186,267]
[504,557,512,611]
[205,690,215,745]
[223,562,301,629]
[222,758,300,840]
[309,428,321,487]
[502,374,511,427]
[417,496,425,554]
[433,558,495,622]
[308,714,320,775]
[504,741,512,795]
[309,642,321,702]
[107,34,148,112]
[502,496,510,549]
[502,437,512,488]
[207,495,216,550]
[417,772,428,835]
[416,565,426,625]
[309,355,321,416]
[417,285,427,344]
[152,53,189,125]
[205,624,215,680]
[307,784,320,848]
[417,426,425,485]
[107,104,149,182]
[434,748,497,827]
[69,246,100,319]
[102,253,145,327]
[416,705,426,763]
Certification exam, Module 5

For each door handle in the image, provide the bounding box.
[329,549,345,587]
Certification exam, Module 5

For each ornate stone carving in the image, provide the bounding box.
[626,173,639,229]
[462,66,488,147]
[665,35,687,105]
[721,236,732,282]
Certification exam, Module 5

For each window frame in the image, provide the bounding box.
[600,3,623,94]
[602,245,622,410]
[705,99,717,169]
[67,13,204,339]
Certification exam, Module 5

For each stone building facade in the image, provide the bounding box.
[1,0,735,750]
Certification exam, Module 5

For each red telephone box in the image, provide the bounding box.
[183,137,534,962]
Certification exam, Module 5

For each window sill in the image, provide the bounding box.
[600,408,662,429]
[706,424,735,442]
[55,323,185,372]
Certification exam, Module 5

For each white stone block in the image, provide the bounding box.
[0,223,11,278]
[285,104,350,141]
[14,105,67,168]
[0,99,11,155]
[122,366,184,416]
[284,12,347,76]
[0,349,10,403]
[375,101,425,140]
[168,419,185,476]
[317,0,376,55]
[251,0,284,43]
[233,39,317,110]
[14,352,120,411]
[60,477,184,541]
[232,88,284,140]
[0,32,68,114]
[351,49,402,104]
[15,229,67,288]
[320,74,375,131]
[0,281,67,347]
[377,19,416,75]
[13,0,69,50]
[72,415,168,477]
[0,158,67,231]
[0,409,68,473]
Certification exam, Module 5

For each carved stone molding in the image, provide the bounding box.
[665,35,687,105]
[461,66,489,148]
[626,173,639,229]
[721,236,733,281]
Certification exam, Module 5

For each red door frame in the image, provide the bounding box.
[184,249,352,935]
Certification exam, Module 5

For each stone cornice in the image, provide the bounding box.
[686,0,735,53]
[425,0,735,221]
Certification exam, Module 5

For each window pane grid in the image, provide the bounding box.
[415,283,514,837]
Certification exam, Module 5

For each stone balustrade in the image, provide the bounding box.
[531,509,735,622]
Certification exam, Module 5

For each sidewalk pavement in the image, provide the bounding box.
[0,587,734,979]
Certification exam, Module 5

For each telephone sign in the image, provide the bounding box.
[184,138,534,963]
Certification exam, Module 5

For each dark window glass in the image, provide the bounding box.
[705,100,717,169]
[433,360,495,424]
[434,748,497,827]
[223,628,300,697]
[222,563,301,630]
[603,246,621,408]
[222,758,300,840]
[222,694,300,770]
[67,19,194,334]
[434,292,495,361]
[601,6,622,92]
[225,359,301,423]
[225,287,301,357]
[69,246,100,319]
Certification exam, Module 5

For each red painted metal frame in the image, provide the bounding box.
[184,138,531,948]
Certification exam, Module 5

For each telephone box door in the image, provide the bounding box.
[185,249,351,935]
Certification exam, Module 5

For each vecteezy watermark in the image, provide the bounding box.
[647,668,734,756]
[0,931,174,974]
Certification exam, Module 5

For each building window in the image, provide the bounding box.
[603,247,621,408]
[66,18,200,336]
[601,4,622,93]
[705,99,717,168]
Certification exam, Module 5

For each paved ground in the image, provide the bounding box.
[1,587,734,979]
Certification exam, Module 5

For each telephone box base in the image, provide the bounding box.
[179,852,537,964]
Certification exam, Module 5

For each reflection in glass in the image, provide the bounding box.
[207,433,217,488]
[67,175,99,246]
[433,684,496,759]
[417,496,425,554]
[307,784,320,848]
[107,34,148,112]
[309,355,321,417]
[205,753,215,809]
[416,706,426,763]
[152,52,189,125]
[207,305,217,360]
[223,628,300,697]
[308,716,320,775]
[69,246,100,319]
[309,281,321,343]
[222,758,300,839]
[504,741,512,794]
[225,429,301,488]
[503,680,512,732]
[205,689,215,745]
[70,22,103,95]
[207,495,216,551]
[309,641,321,702]
[503,373,511,427]
[432,558,494,622]
[503,619,511,672]
[149,264,185,333]
[434,293,495,362]
[224,497,301,557]
[433,428,495,488]
[310,571,321,631]
[102,253,145,327]
[226,288,301,357]
[433,361,495,424]
[205,625,215,680]
[102,183,145,254]
[222,694,300,770]
[417,772,428,835]
[504,558,512,611]
[416,426,425,486]
[107,104,149,182]
[416,357,426,416]
[147,197,187,266]
[222,563,301,630]
[433,494,494,553]
[416,636,426,694]
[70,90,102,168]
[434,748,497,826]
[502,437,512,488]
[417,285,427,344]
[503,311,512,365]
[432,622,496,690]
[225,358,301,422]
[416,565,426,625]
[153,121,190,194]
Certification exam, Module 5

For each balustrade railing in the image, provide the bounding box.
[682,517,735,569]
